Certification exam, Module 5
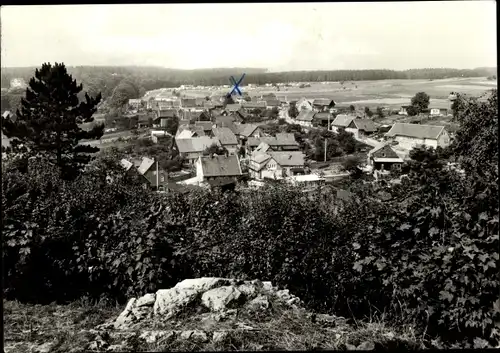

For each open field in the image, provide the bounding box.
[154,77,496,109]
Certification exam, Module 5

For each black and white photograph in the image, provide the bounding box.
[1,1,498,351]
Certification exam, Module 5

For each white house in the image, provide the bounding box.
[294,110,315,128]
[385,123,451,150]
[195,154,243,188]
[331,114,355,133]
[248,151,306,180]
[296,97,314,112]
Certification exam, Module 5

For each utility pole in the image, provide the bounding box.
[156,160,159,191]
[324,138,328,163]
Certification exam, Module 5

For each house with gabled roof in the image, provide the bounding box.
[238,124,264,140]
[134,157,171,191]
[212,127,239,154]
[195,121,214,136]
[312,98,335,112]
[346,119,377,137]
[296,97,314,112]
[385,123,450,150]
[367,142,404,175]
[176,136,220,163]
[195,154,243,189]
[312,112,334,128]
[295,110,315,127]
[246,133,299,154]
[331,114,354,133]
[249,151,306,180]
[153,109,178,127]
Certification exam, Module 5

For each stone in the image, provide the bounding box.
[249,279,263,288]
[174,277,231,292]
[153,287,198,318]
[357,341,375,350]
[114,298,137,329]
[262,281,274,292]
[237,283,257,299]
[32,342,54,353]
[136,293,156,307]
[212,331,228,343]
[276,289,291,300]
[201,286,242,312]
[132,306,151,320]
[180,330,208,342]
[247,295,269,311]
[213,308,238,322]
[139,330,175,344]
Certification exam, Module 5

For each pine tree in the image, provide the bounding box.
[1,63,103,179]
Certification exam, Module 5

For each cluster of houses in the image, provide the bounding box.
[117,90,454,191]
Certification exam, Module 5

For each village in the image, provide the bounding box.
[79,84,458,194]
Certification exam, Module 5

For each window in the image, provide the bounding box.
[152,170,157,175]
[160,175,165,182]
[381,152,386,157]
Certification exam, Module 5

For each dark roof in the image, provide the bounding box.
[313,98,335,106]
[239,124,260,137]
[268,151,305,167]
[156,109,177,118]
[266,99,281,107]
[200,154,242,177]
[247,134,298,148]
[194,121,213,131]
[385,123,445,139]
[351,119,377,132]
[212,127,238,145]
[296,110,315,121]
[181,98,197,108]
[313,112,333,121]
[176,136,219,153]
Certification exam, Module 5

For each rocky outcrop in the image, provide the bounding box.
[86,277,323,350]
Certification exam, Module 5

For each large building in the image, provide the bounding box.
[385,123,450,150]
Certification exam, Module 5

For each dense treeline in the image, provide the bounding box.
[1,66,496,100]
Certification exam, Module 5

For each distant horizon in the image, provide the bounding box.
[1,65,497,73]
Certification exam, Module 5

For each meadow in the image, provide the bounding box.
[170,77,496,109]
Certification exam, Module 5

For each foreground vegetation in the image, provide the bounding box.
[2,64,499,350]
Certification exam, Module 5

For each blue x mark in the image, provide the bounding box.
[229,73,246,96]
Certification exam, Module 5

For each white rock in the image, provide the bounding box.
[247,295,269,311]
[201,286,242,312]
[212,331,228,343]
[32,342,54,353]
[114,298,137,328]
[237,283,257,298]
[276,289,290,300]
[136,293,156,307]
[262,281,274,292]
[174,277,231,292]
[153,287,198,318]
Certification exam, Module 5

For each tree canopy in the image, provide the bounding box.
[411,92,430,114]
[1,62,103,179]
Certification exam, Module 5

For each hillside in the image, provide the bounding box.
[4,278,426,352]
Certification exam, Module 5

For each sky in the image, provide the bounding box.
[1,2,497,71]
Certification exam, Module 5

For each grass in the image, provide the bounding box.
[4,295,426,352]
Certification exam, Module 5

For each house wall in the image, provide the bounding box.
[399,107,408,116]
[195,158,204,181]
[437,130,451,148]
[143,168,170,189]
[297,101,313,111]
[395,135,439,150]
